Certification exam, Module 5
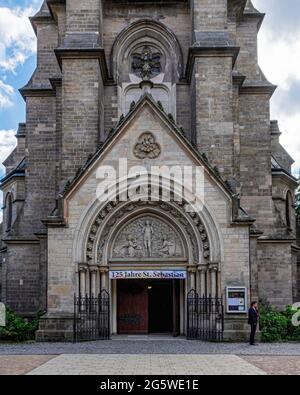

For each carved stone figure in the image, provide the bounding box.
[140,220,154,257]
[160,236,175,257]
[112,216,183,259]
[120,235,138,257]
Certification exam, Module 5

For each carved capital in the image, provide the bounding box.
[78,265,88,273]
[197,264,207,273]
[89,265,99,274]
[99,267,109,274]
[209,263,219,273]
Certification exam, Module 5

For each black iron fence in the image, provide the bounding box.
[187,289,224,342]
[74,290,110,342]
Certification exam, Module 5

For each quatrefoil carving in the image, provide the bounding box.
[134,132,161,159]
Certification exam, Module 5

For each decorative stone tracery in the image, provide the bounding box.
[133,132,161,159]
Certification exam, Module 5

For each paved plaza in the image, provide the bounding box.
[0,338,299,375]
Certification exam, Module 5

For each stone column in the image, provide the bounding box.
[100,267,109,291]
[188,266,197,290]
[90,266,98,297]
[78,265,87,296]
[209,265,218,298]
[198,265,207,297]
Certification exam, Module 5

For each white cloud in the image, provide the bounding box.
[258,31,300,90]
[0,5,38,73]
[0,129,17,175]
[0,79,14,108]
[253,0,300,177]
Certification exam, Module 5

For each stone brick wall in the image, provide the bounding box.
[236,18,260,81]
[192,0,227,32]
[176,84,191,139]
[257,242,293,309]
[22,96,57,234]
[194,56,234,179]
[66,0,101,33]
[33,22,60,88]
[4,243,41,315]
[104,85,118,139]
[61,59,101,183]
[238,93,273,231]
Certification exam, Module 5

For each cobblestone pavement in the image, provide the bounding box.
[0,355,55,375]
[242,356,300,375]
[27,354,266,375]
[0,338,299,375]
[0,338,299,356]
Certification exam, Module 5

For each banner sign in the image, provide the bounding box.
[109,270,186,280]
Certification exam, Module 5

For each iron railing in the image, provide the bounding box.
[74,290,110,342]
[187,289,224,342]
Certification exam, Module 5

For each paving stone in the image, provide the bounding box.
[27,354,266,376]
[0,355,56,375]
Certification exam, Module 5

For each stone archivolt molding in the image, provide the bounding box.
[86,198,211,265]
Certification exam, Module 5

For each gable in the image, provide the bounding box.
[64,95,234,208]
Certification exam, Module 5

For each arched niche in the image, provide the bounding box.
[110,19,184,82]
[110,19,183,117]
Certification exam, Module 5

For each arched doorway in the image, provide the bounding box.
[109,213,186,335]
[74,190,222,338]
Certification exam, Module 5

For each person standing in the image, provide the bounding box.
[248,301,259,346]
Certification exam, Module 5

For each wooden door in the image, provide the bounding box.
[117,280,148,334]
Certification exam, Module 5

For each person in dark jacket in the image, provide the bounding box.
[248,301,259,345]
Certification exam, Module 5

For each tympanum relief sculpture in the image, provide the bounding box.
[112,217,183,259]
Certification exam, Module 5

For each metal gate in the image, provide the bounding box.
[74,290,110,342]
[187,289,224,342]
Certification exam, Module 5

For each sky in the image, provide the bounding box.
[0,0,299,219]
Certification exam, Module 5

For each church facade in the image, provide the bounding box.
[0,0,299,341]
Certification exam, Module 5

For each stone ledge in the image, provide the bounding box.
[36,329,74,342]
[36,315,74,342]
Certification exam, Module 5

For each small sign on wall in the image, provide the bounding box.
[226,287,247,314]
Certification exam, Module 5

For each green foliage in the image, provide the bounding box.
[0,308,41,342]
[259,302,300,343]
